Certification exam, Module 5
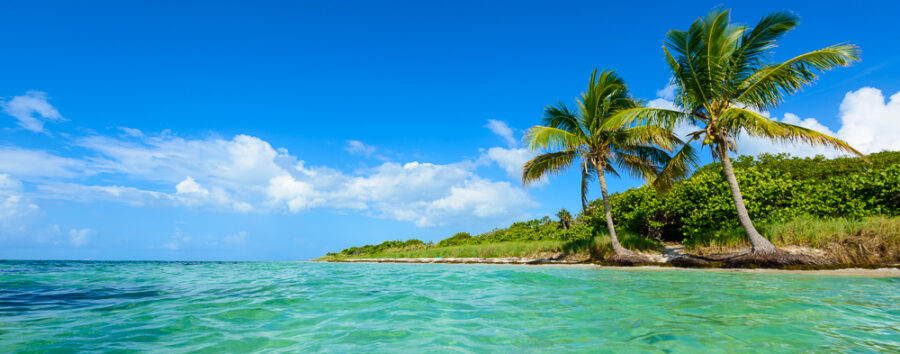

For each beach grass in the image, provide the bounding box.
[690,216,900,264]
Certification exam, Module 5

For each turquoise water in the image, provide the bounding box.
[1,261,898,352]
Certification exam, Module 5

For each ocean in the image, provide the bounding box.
[1,260,898,352]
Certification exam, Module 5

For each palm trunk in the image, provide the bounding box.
[597,173,633,256]
[580,162,590,214]
[716,143,777,253]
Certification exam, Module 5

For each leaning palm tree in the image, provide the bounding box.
[523,69,692,256]
[611,9,864,255]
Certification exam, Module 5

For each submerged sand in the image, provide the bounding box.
[313,258,900,278]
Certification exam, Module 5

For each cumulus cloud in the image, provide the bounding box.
[422,179,534,226]
[345,140,376,156]
[340,161,535,226]
[485,119,517,148]
[740,88,900,157]
[479,120,547,185]
[485,147,531,181]
[0,91,541,228]
[835,87,900,154]
[10,130,537,227]
[2,91,65,133]
[69,228,92,246]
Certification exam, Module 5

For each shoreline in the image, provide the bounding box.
[310,258,900,277]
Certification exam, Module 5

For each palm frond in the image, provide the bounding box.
[648,140,699,193]
[542,102,583,136]
[612,150,664,180]
[769,121,866,158]
[721,107,865,158]
[523,126,583,151]
[735,44,860,109]
[606,107,691,130]
[522,150,580,186]
[717,106,783,136]
[731,11,799,80]
[618,125,682,151]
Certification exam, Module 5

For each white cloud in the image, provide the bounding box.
[0,91,543,228]
[334,161,535,226]
[345,140,376,156]
[267,174,320,212]
[647,97,680,111]
[2,91,65,133]
[176,176,209,198]
[174,176,244,211]
[739,88,900,157]
[0,147,86,179]
[486,119,517,148]
[656,81,677,101]
[420,179,535,226]
[14,130,537,227]
[835,87,900,154]
[69,228,92,246]
[479,120,549,186]
[118,127,143,137]
[485,147,534,181]
[76,134,289,187]
[0,174,39,226]
[37,183,174,206]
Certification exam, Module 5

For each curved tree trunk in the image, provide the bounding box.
[716,143,777,253]
[597,173,634,256]
[580,160,591,214]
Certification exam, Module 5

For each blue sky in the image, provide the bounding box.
[1,0,898,260]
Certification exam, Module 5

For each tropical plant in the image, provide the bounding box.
[611,9,863,253]
[556,208,573,230]
[606,152,900,247]
[436,232,474,247]
[523,69,690,256]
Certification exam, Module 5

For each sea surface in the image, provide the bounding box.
[1,261,898,352]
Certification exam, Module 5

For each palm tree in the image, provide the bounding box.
[611,9,864,254]
[556,208,573,230]
[523,69,691,256]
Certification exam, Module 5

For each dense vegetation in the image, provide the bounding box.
[607,152,900,248]
[323,152,900,264]
[329,239,429,258]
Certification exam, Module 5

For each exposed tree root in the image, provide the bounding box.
[723,250,832,268]
[669,256,715,267]
[604,253,655,265]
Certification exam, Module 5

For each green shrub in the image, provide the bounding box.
[326,239,426,257]
[607,152,900,246]
[436,232,474,247]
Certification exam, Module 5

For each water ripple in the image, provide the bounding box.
[0,261,898,352]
